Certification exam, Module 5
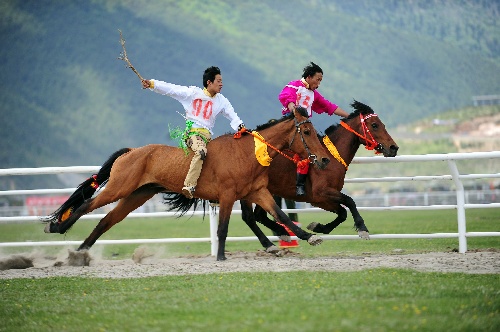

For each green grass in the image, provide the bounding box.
[0,208,498,259]
[1,209,499,332]
[1,270,499,332]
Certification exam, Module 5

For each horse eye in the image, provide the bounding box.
[371,123,378,129]
[304,128,311,135]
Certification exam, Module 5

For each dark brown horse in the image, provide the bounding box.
[239,100,399,252]
[42,107,330,260]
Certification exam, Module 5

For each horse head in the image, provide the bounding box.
[341,100,399,157]
[255,106,330,169]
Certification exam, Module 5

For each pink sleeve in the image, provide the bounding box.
[278,81,299,108]
[312,90,338,116]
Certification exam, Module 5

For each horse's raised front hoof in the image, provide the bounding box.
[216,255,227,261]
[306,222,320,232]
[44,222,58,234]
[265,245,280,254]
[358,231,370,240]
[279,235,291,242]
[307,234,323,246]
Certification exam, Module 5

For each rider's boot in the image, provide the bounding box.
[296,173,307,196]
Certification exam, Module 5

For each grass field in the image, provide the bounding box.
[1,269,499,331]
[1,209,499,331]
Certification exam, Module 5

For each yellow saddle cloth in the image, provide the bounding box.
[253,131,272,166]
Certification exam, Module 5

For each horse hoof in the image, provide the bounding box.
[44,222,57,234]
[216,256,227,261]
[279,235,291,242]
[306,222,319,232]
[265,245,280,254]
[67,249,91,266]
[275,250,286,257]
[358,231,370,240]
[307,234,323,246]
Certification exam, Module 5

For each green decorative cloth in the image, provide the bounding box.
[169,120,209,155]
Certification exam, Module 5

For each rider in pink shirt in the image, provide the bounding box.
[279,62,349,196]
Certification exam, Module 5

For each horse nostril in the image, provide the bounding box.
[322,157,330,165]
[390,145,399,152]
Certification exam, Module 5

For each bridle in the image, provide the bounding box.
[289,117,318,164]
[340,113,382,153]
[233,115,319,166]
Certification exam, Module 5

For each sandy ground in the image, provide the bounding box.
[0,248,499,279]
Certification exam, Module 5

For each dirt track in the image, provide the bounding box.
[1,248,499,279]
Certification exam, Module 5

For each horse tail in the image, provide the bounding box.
[41,148,132,224]
[162,193,207,218]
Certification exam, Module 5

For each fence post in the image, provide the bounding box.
[448,160,467,253]
[209,204,218,256]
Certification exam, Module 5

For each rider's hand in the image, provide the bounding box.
[141,79,151,89]
[238,123,246,131]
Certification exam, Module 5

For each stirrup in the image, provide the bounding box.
[182,186,195,199]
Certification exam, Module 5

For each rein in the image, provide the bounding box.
[234,117,316,166]
[340,113,381,153]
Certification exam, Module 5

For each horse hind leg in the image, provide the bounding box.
[307,193,370,240]
[44,197,96,234]
[78,185,161,251]
[44,185,124,234]
[307,206,348,234]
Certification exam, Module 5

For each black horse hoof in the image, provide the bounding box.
[216,256,227,261]
[307,222,323,233]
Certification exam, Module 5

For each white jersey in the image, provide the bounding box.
[151,79,243,135]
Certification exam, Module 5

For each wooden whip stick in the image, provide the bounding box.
[117,29,144,81]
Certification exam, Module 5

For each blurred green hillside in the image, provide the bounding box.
[0,0,499,189]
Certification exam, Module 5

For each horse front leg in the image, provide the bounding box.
[240,200,279,253]
[252,190,322,246]
[307,191,370,239]
[216,200,236,261]
[342,193,370,239]
[253,204,291,242]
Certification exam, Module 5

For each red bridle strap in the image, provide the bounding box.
[340,113,381,153]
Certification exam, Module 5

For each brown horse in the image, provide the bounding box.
[238,100,399,251]
[42,107,330,260]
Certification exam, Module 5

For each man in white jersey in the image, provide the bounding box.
[141,66,246,199]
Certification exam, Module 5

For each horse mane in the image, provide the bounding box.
[255,106,309,131]
[323,100,374,136]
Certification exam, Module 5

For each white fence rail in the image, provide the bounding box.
[1,151,499,255]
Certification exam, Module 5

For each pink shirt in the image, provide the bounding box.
[278,79,338,117]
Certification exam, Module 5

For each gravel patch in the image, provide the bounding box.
[1,249,498,279]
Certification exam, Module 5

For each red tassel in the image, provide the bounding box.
[297,159,309,174]
[233,127,247,139]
